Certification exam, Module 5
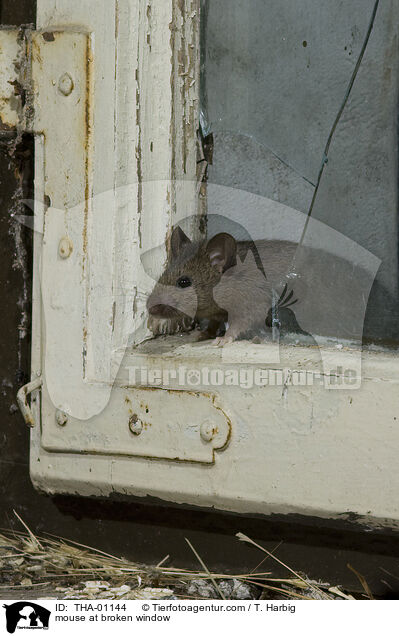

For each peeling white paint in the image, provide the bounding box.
[1,2,398,529]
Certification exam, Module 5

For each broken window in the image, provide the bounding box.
[194,0,398,349]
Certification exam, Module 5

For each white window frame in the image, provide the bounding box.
[6,0,397,529]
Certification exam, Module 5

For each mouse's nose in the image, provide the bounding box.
[148,303,164,315]
[149,304,179,318]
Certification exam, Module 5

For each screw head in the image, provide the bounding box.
[58,72,74,96]
[55,409,68,427]
[200,420,217,443]
[58,236,73,259]
[129,414,143,435]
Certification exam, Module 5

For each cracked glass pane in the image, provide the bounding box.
[200,0,399,346]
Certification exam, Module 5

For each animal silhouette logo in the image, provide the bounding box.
[3,602,50,634]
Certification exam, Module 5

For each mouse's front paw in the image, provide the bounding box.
[212,334,235,347]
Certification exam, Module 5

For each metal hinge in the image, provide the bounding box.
[0,27,90,426]
[0,27,90,136]
[17,377,42,428]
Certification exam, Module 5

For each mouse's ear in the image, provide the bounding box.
[207,233,237,273]
[169,226,192,258]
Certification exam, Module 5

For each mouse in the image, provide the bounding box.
[146,225,300,343]
[146,220,376,346]
[147,226,231,340]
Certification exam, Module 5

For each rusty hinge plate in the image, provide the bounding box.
[0,28,91,136]
[40,386,231,464]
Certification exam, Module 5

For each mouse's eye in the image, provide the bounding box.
[176,276,192,289]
